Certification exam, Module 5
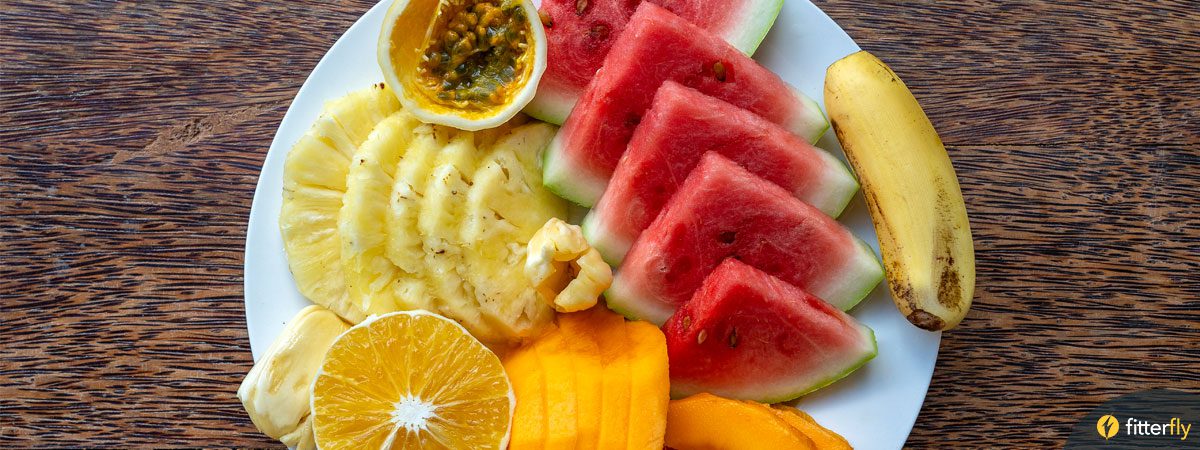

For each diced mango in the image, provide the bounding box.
[771,406,853,450]
[665,393,814,450]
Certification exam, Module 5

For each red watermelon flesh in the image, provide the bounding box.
[524,0,785,124]
[582,81,858,265]
[542,3,828,207]
[606,152,882,325]
[663,258,877,402]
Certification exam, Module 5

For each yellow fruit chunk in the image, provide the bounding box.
[310,311,513,450]
[378,0,547,130]
[238,306,349,450]
[624,320,669,450]
[771,406,853,450]
[280,84,400,323]
[526,218,613,313]
[504,306,668,450]
[665,393,814,450]
[825,50,975,331]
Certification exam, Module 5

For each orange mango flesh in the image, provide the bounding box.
[624,320,670,449]
[504,306,668,450]
[593,307,631,448]
[665,393,815,450]
[504,344,545,449]
[771,406,853,450]
[535,326,578,449]
[558,310,603,450]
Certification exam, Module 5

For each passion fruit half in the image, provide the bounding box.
[378,0,547,131]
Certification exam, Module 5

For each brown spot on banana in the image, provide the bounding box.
[906,310,945,331]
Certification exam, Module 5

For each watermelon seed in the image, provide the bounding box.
[718,231,736,244]
[728,328,738,348]
[539,10,552,28]
[713,61,727,82]
[682,316,691,329]
[575,0,588,15]
[697,330,708,344]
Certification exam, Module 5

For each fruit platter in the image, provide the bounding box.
[241,0,975,448]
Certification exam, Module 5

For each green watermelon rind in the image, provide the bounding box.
[810,148,860,218]
[725,0,786,56]
[580,209,625,266]
[541,131,607,207]
[819,236,885,312]
[671,325,878,403]
[604,269,675,325]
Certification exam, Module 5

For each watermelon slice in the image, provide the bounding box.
[663,258,877,402]
[525,0,785,124]
[581,81,858,265]
[542,3,828,207]
[606,152,882,325]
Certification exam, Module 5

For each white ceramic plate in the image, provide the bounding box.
[243,1,940,448]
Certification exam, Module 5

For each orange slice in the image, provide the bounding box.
[310,311,513,449]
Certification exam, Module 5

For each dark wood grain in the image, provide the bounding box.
[1,0,1197,448]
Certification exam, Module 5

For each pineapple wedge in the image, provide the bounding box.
[338,111,423,317]
[238,305,350,450]
[280,84,400,323]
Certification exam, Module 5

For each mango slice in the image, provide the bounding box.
[504,306,668,450]
[771,406,853,450]
[664,393,814,450]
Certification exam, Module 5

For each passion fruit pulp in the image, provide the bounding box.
[379,0,546,131]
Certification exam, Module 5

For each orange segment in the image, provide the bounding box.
[665,393,814,450]
[771,406,853,450]
[311,311,513,450]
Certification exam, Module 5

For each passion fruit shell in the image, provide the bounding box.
[378,0,547,131]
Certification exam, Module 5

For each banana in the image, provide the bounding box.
[824,51,975,331]
[238,305,350,449]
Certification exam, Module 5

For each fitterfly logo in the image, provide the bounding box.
[1097,415,1120,440]
[1095,415,1192,442]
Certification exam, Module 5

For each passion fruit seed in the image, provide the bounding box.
[417,0,530,108]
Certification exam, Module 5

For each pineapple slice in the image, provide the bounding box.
[280,84,399,323]
[461,123,567,338]
[338,111,423,317]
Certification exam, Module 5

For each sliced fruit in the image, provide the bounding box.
[526,218,613,312]
[526,0,784,123]
[664,393,814,450]
[770,406,853,450]
[504,306,668,450]
[582,81,858,264]
[607,152,883,324]
[825,50,975,331]
[378,0,547,130]
[339,111,424,317]
[310,311,513,450]
[280,84,400,323]
[542,3,827,206]
[623,319,670,449]
[238,306,350,450]
[663,258,877,402]
[370,119,566,346]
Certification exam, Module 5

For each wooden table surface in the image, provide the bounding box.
[2,0,1197,448]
